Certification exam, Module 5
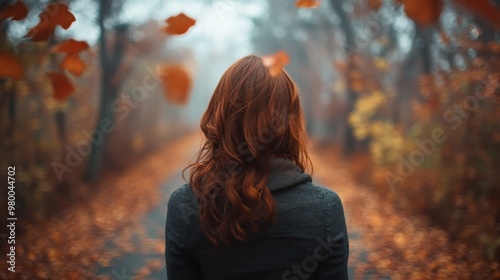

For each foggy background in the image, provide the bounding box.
[1,0,499,279]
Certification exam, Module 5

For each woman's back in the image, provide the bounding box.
[165,55,349,279]
[166,158,349,280]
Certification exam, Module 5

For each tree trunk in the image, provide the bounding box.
[85,1,118,181]
[330,0,357,156]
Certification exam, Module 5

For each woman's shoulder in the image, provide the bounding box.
[306,182,345,219]
[169,183,194,202]
[307,182,342,204]
[282,181,345,224]
[286,181,343,208]
[166,184,200,230]
[167,184,198,215]
[271,181,346,237]
[168,181,343,207]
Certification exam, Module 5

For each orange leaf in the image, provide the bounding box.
[25,3,76,42]
[454,0,500,29]
[368,0,383,11]
[162,13,196,35]
[157,64,192,105]
[262,50,290,77]
[59,53,86,76]
[402,0,442,27]
[350,80,364,92]
[0,0,28,21]
[333,61,346,72]
[48,72,75,100]
[295,0,321,8]
[296,0,321,8]
[0,52,23,79]
[54,39,89,54]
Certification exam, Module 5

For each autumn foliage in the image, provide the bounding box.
[262,50,290,76]
[454,0,500,29]
[1,0,499,278]
[295,0,321,8]
[402,0,443,27]
[25,3,76,42]
[368,0,383,11]
[0,52,23,79]
[162,13,196,35]
[54,39,90,76]
[157,64,193,105]
[0,0,27,21]
[48,72,75,101]
[0,1,195,102]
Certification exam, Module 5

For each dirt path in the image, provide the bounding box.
[8,133,497,279]
[9,132,201,280]
[308,147,497,279]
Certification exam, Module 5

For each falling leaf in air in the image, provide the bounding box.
[0,0,28,21]
[296,0,321,8]
[295,0,321,8]
[162,13,196,35]
[59,53,86,76]
[402,0,442,27]
[368,0,383,11]
[53,39,89,76]
[262,50,290,77]
[157,64,192,105]
[54,39,90,53]
[25,3,76,41]
[48,72,75,101]
[0,53,23,79]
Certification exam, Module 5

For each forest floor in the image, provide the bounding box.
[7,131,498,280]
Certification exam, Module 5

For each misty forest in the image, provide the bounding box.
[0,0,499,279]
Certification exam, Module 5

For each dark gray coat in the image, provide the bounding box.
[165,158,349,280]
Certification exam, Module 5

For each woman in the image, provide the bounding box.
[165,55,349,280]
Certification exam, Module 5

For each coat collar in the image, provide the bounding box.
[267,157,312,192]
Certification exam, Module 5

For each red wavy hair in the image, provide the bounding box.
[185,55,312,246]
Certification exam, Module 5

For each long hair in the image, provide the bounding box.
[184,55,312,247]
